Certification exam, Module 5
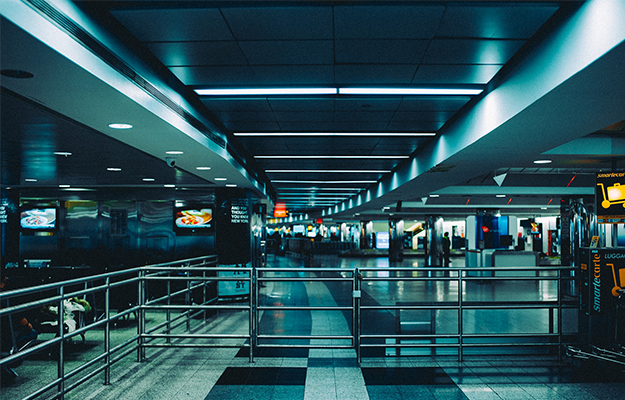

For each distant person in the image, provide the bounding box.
[442,232,451,267]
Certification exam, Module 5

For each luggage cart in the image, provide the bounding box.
[565,287,625,369]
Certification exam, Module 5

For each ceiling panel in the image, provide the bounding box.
[391,111,457,122]
[335,39,429,64]
[334,98,402,111]
[272,111,334,122]
[251,65,334,84]
[412,64,502,84]
[145,41,247,66]
[200,99,272,112]
[335,64,418,84]
[268,98,335,112]
[334,111,396,122]
[169,66,256,86]
[436,4,559,39]
[213,111,277,122]
[221,6,333,40]
[385,121,446,132]
[334,5,445,39]
[256,159,400,170]
[222,121,281,132]
[111,8,233,41]
[397,98,472,112]
[239,40,334,65]
[423,39,526,65]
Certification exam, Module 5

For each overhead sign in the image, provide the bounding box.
[273,202,288,218]
[596,172,625,223]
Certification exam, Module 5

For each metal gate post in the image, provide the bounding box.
[354,268,361,363]
[458,269,464,362]
[250,266,256,363]
[138,270,145,362]
[58,285,65,399]
[104,277,111,385]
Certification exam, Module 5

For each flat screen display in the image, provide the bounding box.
[20,208,57,230]
[293,225,305,235]
[174,206,213,235]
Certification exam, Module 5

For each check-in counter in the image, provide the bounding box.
[490,250,538,276]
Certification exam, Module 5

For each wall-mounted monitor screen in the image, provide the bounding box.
[293,225,305,235]
[174,205,213,235]
[20,208,57,230]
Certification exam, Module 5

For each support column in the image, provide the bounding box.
[360,221,372,250]
[424,216,443,267]
[389,218,404,262]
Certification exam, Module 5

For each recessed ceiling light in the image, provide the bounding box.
[143,178,155,182]
[496,194,506,197]
[59,184,71,188]
[541,207,548,210]
[196,167,212,170]
[25,178,37,182]
[338,88,483,96]
[215,178,227,181]
[108,123,133,130]
[534,159,552,164]
[195,88,337,96]
[166,151,184,155]
[107,167,122,171]
[429,194,440,198]
[226,184,237,187]
[54,151,72,156]
[164,184,176,188]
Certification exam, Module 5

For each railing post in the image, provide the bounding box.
[104,277,111,385]
[557,268,563,361]
[250,266,255,363]
[186,267,191,332]
[58,285,65,399]
[138,269,145,362]
[458,268,463,362]
[354,268,361,364]
[166,273,171,344]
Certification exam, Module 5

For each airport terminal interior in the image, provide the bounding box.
[2,0,625,399]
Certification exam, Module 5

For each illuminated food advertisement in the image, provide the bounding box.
[20,208,56,229]
[175,208,212,228]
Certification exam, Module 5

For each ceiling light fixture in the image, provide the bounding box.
[143,178,155,182]
[164,184,176,188]
[266,169,391,173]
[533,159,552,164]
[108,123,133,130]
[496,194,506,197]
[338,88,483,96]
[256,155,409,159]
[59,185,71,188]
[25,178,37,182]
[195,88,337,96]
[234,132,435,137]
[54,151,72,156]
[276,187,362,191]
[271,180,377,184]
[107,167,122,171]
[196,167,212,170]
[226,184,237,187]
[429,194,440,198]
[215,178,227,181]
[166,151,184,155]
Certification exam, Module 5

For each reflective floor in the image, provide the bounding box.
[3,254,624,399]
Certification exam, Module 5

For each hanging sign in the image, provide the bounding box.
[596,172,625,223]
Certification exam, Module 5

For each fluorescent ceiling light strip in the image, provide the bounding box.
[338,88,483,95]
[235,132,435,137]
[266,169,391,173]
[272,180,377,184]
[256,155,408,159]
[196,88,337,96]
[276,187,363,191]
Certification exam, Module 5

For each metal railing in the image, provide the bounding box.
[1,260,577,399]
[356,266,577,363]
[0,255,220,400]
